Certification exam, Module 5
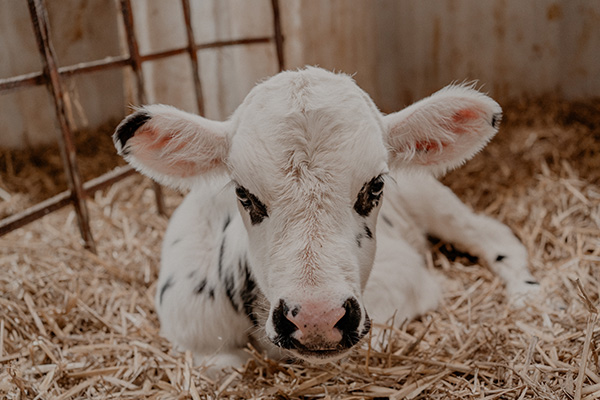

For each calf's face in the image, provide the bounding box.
[114,67,502,362]
[227,72,389,360]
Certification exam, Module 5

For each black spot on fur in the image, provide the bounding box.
[208,288,215,300]
[194,278,207,294]
[114,110,151,154]
[492,112,502,129]
[354,175,384,217]
[525,280,540,285]
[428,235,479,264]
[217,256,258,324]
[159,276,174,305]
[356,225,373,248]
[240,261,258,326]
[224,274,238,312]
[217,237,226,279]
[495,254,506,262]
[223,214,231,232]
[381,214,393,227]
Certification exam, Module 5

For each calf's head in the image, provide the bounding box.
[114,67,501,362]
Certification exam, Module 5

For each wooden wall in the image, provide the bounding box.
[2,0,598,148]
[282,0,600,113]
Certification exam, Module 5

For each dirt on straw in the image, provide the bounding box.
[1,97,600,399]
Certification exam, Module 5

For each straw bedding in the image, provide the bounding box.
[1,98,599,399]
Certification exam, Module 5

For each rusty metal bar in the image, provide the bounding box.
[59,55,131,77]
[0,166,136,235]
[271,0,285,71]
[0,192,73,236]
[137,37,273,63]
[118,0,147,104]
[0,37,273,94]
[26,0,96,252]
[140,47,188,62]
[181,0,205,115]
[81,165,137,195]
[118,0,167,216]
[195,37,273,51]
[0,71,46,92]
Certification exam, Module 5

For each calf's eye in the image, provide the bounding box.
[234,185,269,225]
[354,175,385,217]
[235,186,253,209]
[369,176,385,197]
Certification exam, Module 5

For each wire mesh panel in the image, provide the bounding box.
[0,0,284,252]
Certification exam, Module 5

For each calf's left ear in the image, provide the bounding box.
[383,84,502,174]
[113,104,231,189]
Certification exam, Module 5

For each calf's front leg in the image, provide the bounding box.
[392,173,539,302]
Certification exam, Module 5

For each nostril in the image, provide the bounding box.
[334,297,362,335]
[291,305,300,317]
[272,299,298,337]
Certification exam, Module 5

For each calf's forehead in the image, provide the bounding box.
[227,70,388,198]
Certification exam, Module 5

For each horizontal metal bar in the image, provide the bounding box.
[195,36,273,51]
[0,55,129,92]
[58,55,131,77]
[140,36,274,62]
[0,71,46,92]
[0,165,136,236]
[139,47,187,63]
[0,36,275,95]
[0,191,73,235]
[0,56,130,93]
[83,164,136,193]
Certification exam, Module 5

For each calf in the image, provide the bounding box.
[114,67,538,369]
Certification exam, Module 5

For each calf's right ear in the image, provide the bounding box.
[113,104,231,189]
[383,84,502,175]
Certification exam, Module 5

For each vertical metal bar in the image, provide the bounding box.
[181,0,205,116]
[118,0,167,216]
[118,0,147,104]
[26,0,97,252]
[271,0,285,72]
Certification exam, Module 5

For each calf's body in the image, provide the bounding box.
[114,67,538,368]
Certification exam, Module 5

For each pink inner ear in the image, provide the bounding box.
[135,127,183,152]
[415,140,447,152]
[128,127,215,178]
[451,108,481,134]
[410,108,482,165]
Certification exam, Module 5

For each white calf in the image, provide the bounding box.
[114,67,538,368]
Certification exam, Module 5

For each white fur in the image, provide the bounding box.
[114,67,538,371]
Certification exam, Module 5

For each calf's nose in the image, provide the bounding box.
[287,302,345,344]
[272,297,363,348]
